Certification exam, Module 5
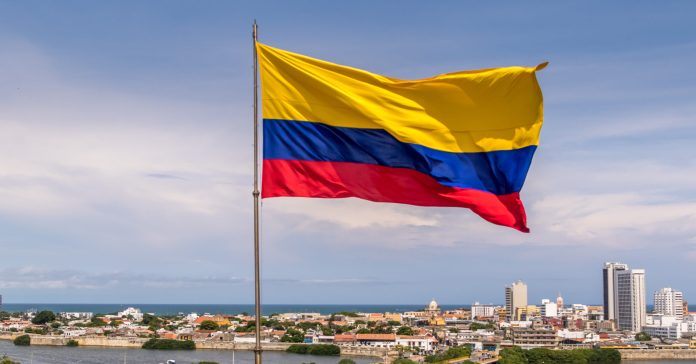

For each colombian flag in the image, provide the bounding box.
[258,43,545,232]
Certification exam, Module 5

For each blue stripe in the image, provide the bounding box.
[263,119,536,195]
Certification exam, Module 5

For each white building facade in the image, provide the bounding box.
[654,287,684,320]
[471,302,496,319]
[616,269,646,332]
[539,299,558,318]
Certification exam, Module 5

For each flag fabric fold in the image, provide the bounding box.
[257,42,545,232]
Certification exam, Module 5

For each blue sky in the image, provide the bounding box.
[1,1,695,305]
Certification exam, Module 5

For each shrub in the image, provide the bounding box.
[338,359,356,364]
[66,339,79,347]
[425,346,471,362]
[287,344,310,354]
[199,362,219,364]
[142,338,195,350]
[0,355,20,364]
[287,344,340,356]
[13,334,31,346]
[308,344,340,356]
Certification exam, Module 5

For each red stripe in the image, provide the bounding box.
[262,159,529,232]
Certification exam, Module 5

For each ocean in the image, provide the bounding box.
[1,303,693,315]
[0,303,469,315]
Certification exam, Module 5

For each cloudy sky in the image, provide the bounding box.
[1,1,695,305]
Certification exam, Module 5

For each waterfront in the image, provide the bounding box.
[0,340,377,364]
[0,304,471,316]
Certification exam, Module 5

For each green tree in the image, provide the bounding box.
[396,326,414,336]
[393,359,418,364]
[280,328,305,343]
[66,339,79,347]
[199,320,220,331]
[31,310,56,324]
[635,331,652,341]
[425,346,471,363]
[498,347,528,364]
[355,328,371,334]
[13,334,31,346]
[0,355,20,364]
[142,313,162,327]
[469,322,495,331]
[88,316,106,327]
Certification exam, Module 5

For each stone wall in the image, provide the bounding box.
[619,349,696,360]
[1,335,387,358]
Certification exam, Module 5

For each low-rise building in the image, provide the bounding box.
[355,333,397,348]
[396,335,438,352]
[510,327,558,348]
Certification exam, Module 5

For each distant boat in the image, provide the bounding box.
[167,360,176,364]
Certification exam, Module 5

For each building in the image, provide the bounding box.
[603,262,628,321]
[654,287,684,320]
[471,302,496,319]
[396,335,438,352]
[117,307,143,321]
[59,312,94,320]
[510,327,558,348]
[355,333,397,348]
[539,299,558,318]
[616,269,646,332]
[505,281,528,321]
[643,314,688,340]
[425,299,441,316]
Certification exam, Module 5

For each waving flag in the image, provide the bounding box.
[257,43,545,232]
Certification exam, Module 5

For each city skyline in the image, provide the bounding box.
[1,1,696,304]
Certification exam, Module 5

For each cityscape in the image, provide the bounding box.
[1,261,695,363]
[2,1,695,364]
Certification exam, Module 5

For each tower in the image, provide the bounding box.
[603,262,628,321]
[616,269,646,332]
[505,280,528,321]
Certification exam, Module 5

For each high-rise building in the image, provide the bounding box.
[654,287,684,320]
[505,280,528,321]
[603,262,628,321]
[616,269,646,332]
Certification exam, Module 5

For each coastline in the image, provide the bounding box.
[0,334,388,359]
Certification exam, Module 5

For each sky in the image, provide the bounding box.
[1,1,695,305]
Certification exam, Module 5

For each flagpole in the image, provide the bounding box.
[252,20,263,364]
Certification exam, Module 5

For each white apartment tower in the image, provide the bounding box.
[616,269,646,332]
[505,280,528,321]
[603,262,628,321]
[654,287,684,320]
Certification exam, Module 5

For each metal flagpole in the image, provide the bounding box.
[252,20,263,364]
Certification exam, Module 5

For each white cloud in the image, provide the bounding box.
[264,198,439,229]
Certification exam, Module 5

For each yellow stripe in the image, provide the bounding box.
[257,43,544,153]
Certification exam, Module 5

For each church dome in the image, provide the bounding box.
[428,299,439,311]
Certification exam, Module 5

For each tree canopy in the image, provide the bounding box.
[31,310,56,324]
[199,320,220,331]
